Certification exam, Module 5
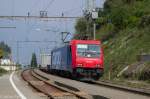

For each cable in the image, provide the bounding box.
[29,0,41,15]
[62,1,84,16]
[43,0,55,11]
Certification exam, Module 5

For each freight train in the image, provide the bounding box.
[47,40,104,80]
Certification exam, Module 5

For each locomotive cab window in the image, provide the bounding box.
[77,44,100,58]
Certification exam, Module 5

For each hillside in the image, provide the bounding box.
[96,0,150,81]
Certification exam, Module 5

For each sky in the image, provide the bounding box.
[0,0,105,65]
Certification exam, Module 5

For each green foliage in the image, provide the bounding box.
[0,42,11,58]
[127,16,139,27]
[97,0,150,80]
[75,18,87,34]
[109,7,129,30]
[74,17,94,40]
[74,18,87,39]
[0,67,7,76]
[103,26,150,79]
[96,23,115,41]
[96,0,150,41]
[96,17,107,26]
[30,53,37,68]
[138,15,150,28]
[0,49,3,58]
[138,62,150,80]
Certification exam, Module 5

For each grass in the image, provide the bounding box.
[0,67,7,76]
[97,22,150,89]
[74,0,150,86]
[97,26,150,80]
[108,79,150,89]
[94,0,150,88]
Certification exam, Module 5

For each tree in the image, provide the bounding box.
[0,42,11,58]
[74,17,92,40]
[0,49,3,59]
[0,42,11,53]
[30,53,37,68]
[75,18,86,39]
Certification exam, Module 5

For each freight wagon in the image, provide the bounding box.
[40,54,51,69]
[49,40,104,80]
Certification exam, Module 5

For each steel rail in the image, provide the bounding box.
[92,80,150,96]
[21,69,90,99]
[21,69,76,99]
[38,69,150,97]
[32,69,91,99]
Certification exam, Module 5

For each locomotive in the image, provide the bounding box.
[48,40,104,80]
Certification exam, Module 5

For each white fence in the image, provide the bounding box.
[0,65,17,71]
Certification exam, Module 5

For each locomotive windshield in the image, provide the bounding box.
[77,44,100,58]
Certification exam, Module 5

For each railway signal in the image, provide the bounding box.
[84,0,99,40]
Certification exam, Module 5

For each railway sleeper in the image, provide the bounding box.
[45,81,91,99]
[32,69,92,99]
[30,71,81,98]
[50,92,77,99]
[28,81,75,99]
[31,71,47,81]
[22,70,79,99]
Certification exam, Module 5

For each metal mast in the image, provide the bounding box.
[86,0,95,13]
[84,0,98,40]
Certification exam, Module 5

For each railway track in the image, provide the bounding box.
[21,69,91,99]
[37,69,150,97]
[92,80,150,96]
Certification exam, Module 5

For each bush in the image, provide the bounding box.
[108,7,130,31]
[96,23,115,41]
[138,62,150,80]
[127,16,140,27]
[0,67,7,76]
[138,15,150,28]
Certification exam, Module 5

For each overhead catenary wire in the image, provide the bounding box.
[63,7,83,16]
[29,0,41,15]
[43,0,55,11]
[63,0,84,16]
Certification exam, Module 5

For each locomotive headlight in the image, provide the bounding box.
[96,64,100,67]
[77,64,83,67]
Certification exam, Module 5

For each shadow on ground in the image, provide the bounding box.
[92,95,109,99]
